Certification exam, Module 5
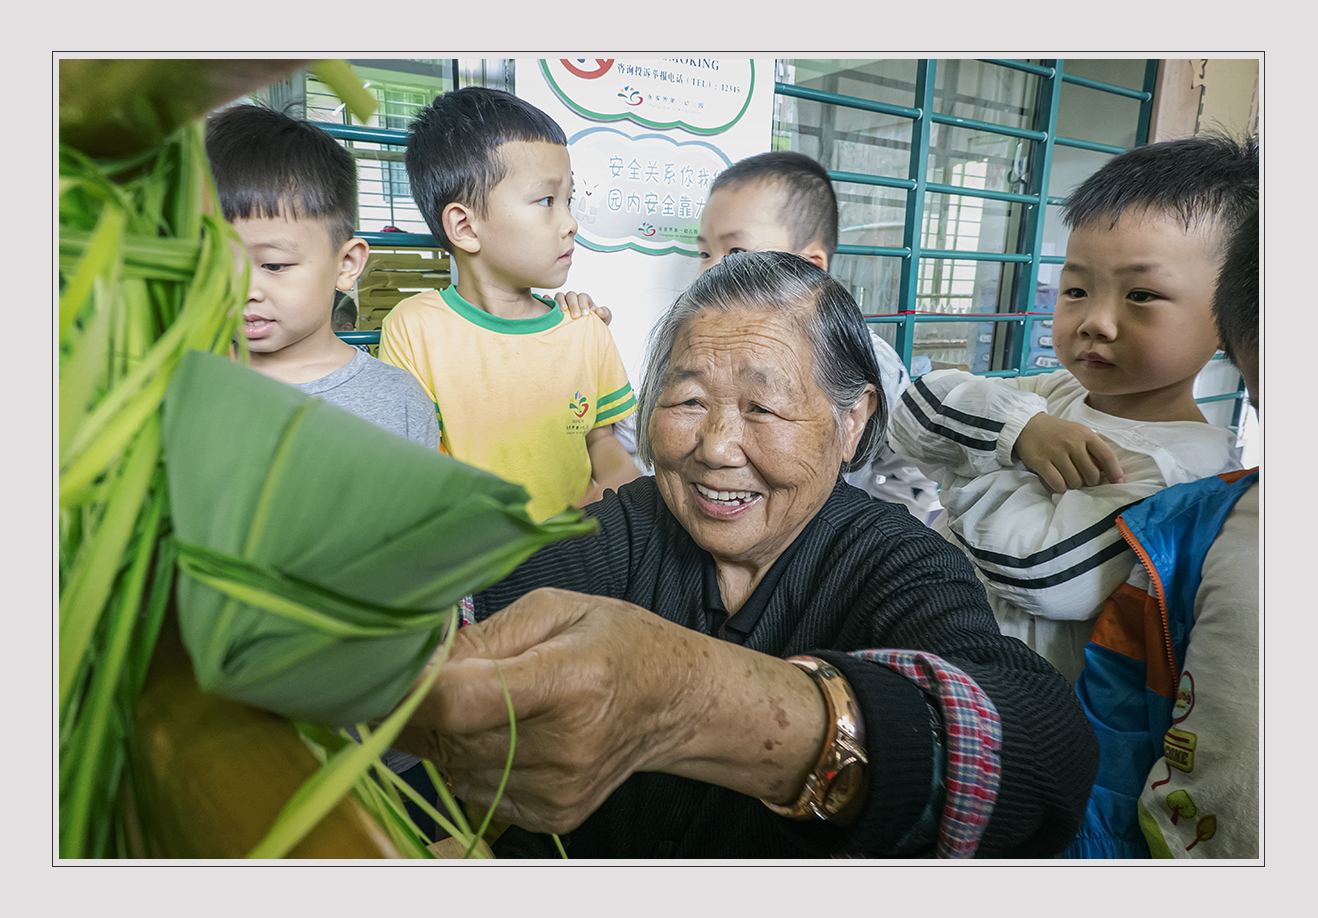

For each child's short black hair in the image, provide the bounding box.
[406,87,567,251]
[1062,133,1258,247]
[205,104,358,247]
[708,151,839,263]
[1213,208,1259,367]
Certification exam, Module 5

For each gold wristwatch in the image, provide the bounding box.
[762,656,868,823]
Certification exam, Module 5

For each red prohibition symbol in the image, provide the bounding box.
[561,59,616,79]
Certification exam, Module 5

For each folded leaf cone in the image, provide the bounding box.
[163,351,597,725]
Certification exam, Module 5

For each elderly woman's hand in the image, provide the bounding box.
[395,587,828,835]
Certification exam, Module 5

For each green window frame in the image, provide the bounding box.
[305,61,454,237]
[773,58,1156,371]
[772,58,1246,433]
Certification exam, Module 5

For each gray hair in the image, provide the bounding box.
[636,251,886,474]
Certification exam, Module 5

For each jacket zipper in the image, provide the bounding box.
[1115,515,1176,674]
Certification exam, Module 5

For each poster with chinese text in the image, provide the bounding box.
[518,56,774,389]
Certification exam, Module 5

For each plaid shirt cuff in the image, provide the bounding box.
[848,649,1003,858]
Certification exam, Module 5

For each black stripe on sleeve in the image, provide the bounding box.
[962,537,1134,590]
[949,498,1143,569]
[900,388,998,453]
[912,376,1006,433]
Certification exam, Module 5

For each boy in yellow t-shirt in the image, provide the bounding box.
[380,88,640,521]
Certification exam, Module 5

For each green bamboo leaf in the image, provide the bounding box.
[60,318,178,471]
[184,216,246,354]
[58,416,161,710]
[119,277,154,375]
[162,214,243,360]
[421,760,475,841]
[59,277,114,453]
[242,400,316,559]
[121,526,175,703]
[311,60,378,124]
[136,153,173,239]
[57,147,137,230]
[61,491,164,858]
[59,229,200,281]
[57,86,306,859]
[163,351,596,726]
[60,143,157,191]
[63,211,237,464]
[369,757,472,848]
[59,204,125,349]
[59,369,169,507]
[245,628,447,859]
[351,776,433,858]
[351,688,481,857]
[349,753,437,857]
[294,722,350,752]
[176,543,453,636]
[60,217,236,490]
[455,626,517,857]
[69,713,129,858]
[169,122,206,242]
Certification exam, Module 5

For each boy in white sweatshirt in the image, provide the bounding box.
[890,134,1257,683]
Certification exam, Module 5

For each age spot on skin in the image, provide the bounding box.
[774,705,789,729]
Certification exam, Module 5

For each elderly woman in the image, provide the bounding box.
[398,252,1097,858]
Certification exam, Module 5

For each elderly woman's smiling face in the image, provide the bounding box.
[649,306,871,575]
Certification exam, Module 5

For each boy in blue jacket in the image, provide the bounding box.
[1067,207,1260,859]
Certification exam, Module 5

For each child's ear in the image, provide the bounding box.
[443,202,481,255]
[796,242,830,272]
[335,237,370,291]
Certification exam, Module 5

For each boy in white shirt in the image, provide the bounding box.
[890,134,1257,682]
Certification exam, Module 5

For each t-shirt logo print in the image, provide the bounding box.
[567,392,591,434]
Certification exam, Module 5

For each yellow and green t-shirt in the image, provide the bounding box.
[379,286,637,522]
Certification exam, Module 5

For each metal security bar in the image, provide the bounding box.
[319,123,439,249]
[774,60,1155,334]
[771,58,1243,425]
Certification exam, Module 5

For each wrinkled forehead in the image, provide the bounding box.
[665,306,815,392]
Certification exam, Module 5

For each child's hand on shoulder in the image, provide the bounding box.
[575,480,605,507]
[1013,413,1126,493]
[555,290,612,326]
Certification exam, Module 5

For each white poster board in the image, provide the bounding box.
[518,56,774,389]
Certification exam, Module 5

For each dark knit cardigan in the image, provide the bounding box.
[475,475,1097,858]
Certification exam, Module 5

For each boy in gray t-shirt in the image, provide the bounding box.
[206,104,441,819]
[205,104,440,452]
[294,348,439,451]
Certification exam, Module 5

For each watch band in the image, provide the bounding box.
[762,655,868,822]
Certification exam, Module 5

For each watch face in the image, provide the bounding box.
[824,761,865,816]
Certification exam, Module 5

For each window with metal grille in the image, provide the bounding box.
[377,87,425,203]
